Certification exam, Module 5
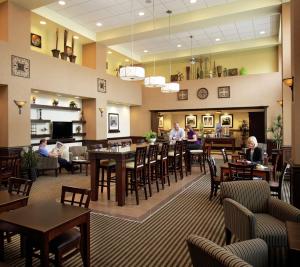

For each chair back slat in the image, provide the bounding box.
[221,148,228,163]
[207,157,217,179]
[61,186,91,208]
[135,146,147,169]
[228,163,254,180]
[8,177,33,196]
[160,143,169,159]
[174,141,183,156]
[0,154,19,181]
[148,144,159,163]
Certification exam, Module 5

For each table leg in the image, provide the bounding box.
[221,168,224,182]
[80,164,83,173]
[81,213,90,267]
[90,159,99,201]
[86,163,89,176]
[116,155,126,206]
[0,231,4,261]
[40,236,49,267]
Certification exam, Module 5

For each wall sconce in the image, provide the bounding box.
[14,100,27,114]
[283,76,294,101]
[277,99,283,106]
[99,108,104,117]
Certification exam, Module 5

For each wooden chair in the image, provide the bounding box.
[0,154,19,184]
[201,143,212,174]
[157,143,170,188]
[146,144,159,195]
[207,157,222,200]
[221,148,229,163]
[28,186,91,266]
[182,141,190,176]
[228,163,254,180]
[269,162,288,199]
[126,146,148,205]
[189,148,205,173]
[168,141,183,182]
[271,151,281,181]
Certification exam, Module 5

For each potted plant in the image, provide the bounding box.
[268,115,283,149]
[144,131,157,144]
[76,125,81,133]
[69,100,77,108]
[21,147,38,181]
[52,99,59,106]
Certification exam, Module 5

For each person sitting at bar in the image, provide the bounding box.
[169,122,185,141]
[186,124,201,150]
[245,136,263,164]
[38,139,74,172]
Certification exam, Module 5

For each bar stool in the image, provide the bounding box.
[146,144,160,194]
[99,159,116,200]
[157,143,170,188]
[168,141,183,182]
[189,149,204,173]
[182,141,190,176]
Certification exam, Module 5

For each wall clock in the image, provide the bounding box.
[11,55,30,78]
[197,88,208,99]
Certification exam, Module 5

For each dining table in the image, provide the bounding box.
[88,144,147,206]
[0,202,90,267]
[220,162,271,182]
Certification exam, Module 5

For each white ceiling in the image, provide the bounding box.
[34,0,282,61]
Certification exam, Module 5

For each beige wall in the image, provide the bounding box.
[144,47,279,81]
[0,2,8,41]
[0,2,142,146]
[131,73,282,137]
[0,85,8,146]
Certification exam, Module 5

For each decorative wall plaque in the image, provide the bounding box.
[11,55,30,78]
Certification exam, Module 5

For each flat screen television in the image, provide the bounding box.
[52,121,73,139]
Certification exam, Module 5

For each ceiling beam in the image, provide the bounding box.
[9,0,57,10]
[140,37,280,63]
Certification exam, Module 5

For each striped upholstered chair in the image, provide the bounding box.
[187,235,268,267]
[220,180,300,249]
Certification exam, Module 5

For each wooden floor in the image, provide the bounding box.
[29,164,205,221]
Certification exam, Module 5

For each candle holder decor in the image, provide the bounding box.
[51,28,60,58]
[60,29,68,60]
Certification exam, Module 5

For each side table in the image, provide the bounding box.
[72,159,90,176]
[286,221,300,267]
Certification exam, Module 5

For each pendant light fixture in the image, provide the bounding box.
[161,10,180,93]
[190,35,196,64]
[119,0,145,81]
[144,0,165,87]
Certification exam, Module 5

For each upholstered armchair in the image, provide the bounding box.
[220,180,300,248]
[187,235,268,267]
[35,152,59,177]
[69,146,88,161]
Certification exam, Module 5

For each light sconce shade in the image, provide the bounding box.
[99,108,104,117]
[144,76,166,87]
[283,76,294,101]
[277,99,283,106]
[14,100,26,114]
[161,82,180,93]
[119,66,145,81]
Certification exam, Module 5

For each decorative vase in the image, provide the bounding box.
[223,68,228,77]
[200,70,204,79]
[69,55,76,63]
[217,65,222,77]
[186,66,190,80]
[149,138,156,144]
[60,52,68,60]
[51,49,60,58]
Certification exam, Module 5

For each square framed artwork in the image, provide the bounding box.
[11,55,30,78]
[177,89,188,100]
[108,113,120,133]
[218,86,230,98]
[228,68,238,76]
[97,78,107,93]
[185,115,197,128]
[202,115,214,128]
[158,115,164,128]
[30,33,42,48]
[220,114,233,128]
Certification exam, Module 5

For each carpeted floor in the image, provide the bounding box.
[3,159,291,267]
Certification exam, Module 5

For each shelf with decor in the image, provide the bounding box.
[73,133,86,137]
[31,104,81,111]
[31,134,51,138]
[72,120,86,124]
[31,119,51,123]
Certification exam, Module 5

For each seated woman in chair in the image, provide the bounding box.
[245,136,262,164]
[186,124,201,150]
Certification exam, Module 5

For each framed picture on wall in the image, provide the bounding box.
[220,114,233,128]
[177,89,188,100]
[30,33,42,48]
[185,115,197,128]
[202,115,214,128]
[97,78,106,93]
[158,115,164,128]
[218,86,230,98]
[108,113,120,133]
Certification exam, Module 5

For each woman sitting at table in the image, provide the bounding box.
[186,124,201,150]
[246,136,263,164]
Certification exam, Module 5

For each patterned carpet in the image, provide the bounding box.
[3,161,291,267]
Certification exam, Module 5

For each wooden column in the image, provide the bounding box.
[150,111,159,132]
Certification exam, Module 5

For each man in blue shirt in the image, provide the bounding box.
[38,139,73,172]
[169,122,185,141]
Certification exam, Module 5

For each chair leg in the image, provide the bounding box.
[166,160,170,186]
[147,167,152,197]
[225,228,232,245]
[55,169,58,177]
[209,184,214,200]
[107,168,111,200]
[54,250,63,267]
[135,180,139,205]
[100,168,104,193]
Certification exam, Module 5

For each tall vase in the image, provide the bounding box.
[217,65,222,77]
[186,66,190,80]
[51,49,60,58]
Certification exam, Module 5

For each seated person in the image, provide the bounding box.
[38,139,74,172]
[245,136,263,164]
[169,122,185,141]
[186,124,201,150]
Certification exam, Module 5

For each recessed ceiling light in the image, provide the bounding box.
[190,0,197,3]
[73,36,79,39]
[138,11,145,16]
[40,21,47,25]
[125,59,130,62]
[74,96,80,99]
[107,51,112,54]
[57,94,62,97]
[33,90,39,93]
[58,0,66,5]
[177,44,182,48]
[259,31,266,35]
[96,22,102,27]
[215,38,221,42]
[143,49,148,53]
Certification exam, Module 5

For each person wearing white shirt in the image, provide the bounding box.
[169,122,185,141]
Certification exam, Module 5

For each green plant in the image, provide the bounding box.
[144,131,157,141]
[69,100,77,108]
[21,147,38,169]
[52,99,59,106]
[268,115,283,149]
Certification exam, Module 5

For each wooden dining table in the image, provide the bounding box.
[220,163,271,182]
[88,144,147,206]
[0,202,90,267]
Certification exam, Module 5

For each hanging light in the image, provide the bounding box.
[161,10,180,93]
[144,0,165,87]
[120,0,145,81]
[190,35,196,64]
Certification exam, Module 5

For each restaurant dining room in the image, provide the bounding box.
[0,0,300,266]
